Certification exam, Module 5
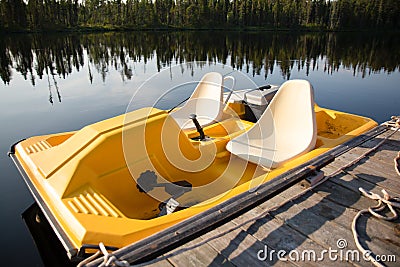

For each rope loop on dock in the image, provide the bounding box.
[358,188,400,221]
[395,151,400,176]
[352,188,400,267]
[351,116,400,267]
[98,242,131,267]
[77,242,132,267]
[383,115,400,130]
[352,115,400,267]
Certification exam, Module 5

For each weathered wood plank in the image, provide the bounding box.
[321,164,399,199]
[269,188,399,266]
[300,187,400,254]
[332,155,400,185]
[165,238,234,267]
[325,131,400,186]
[316,169,399,230]
[330,169,400,196]
[236,174,399,259]
[135,258,174,267]
[233,209,354,267]
[201,220,297,267]
[233,171,399,259]
[229,183,356,266]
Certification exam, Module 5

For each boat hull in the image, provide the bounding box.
[9,105,377,259]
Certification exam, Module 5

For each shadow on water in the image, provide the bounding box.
[22,204,75,267]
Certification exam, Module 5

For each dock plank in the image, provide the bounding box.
[166,239,234,267]
[295,185,400,256]
[135,258,174,267]
[333,156,400,187]
[201,222,292,267]
[310,177,392,231]
[234,208,353,267]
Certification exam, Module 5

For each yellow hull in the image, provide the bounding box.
[10,104,377,257]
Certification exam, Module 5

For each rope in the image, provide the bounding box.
[390,116,400,176]
[395,151,400,176]
[351,189,400,267]
[98,243,131,267]
[383,115,400,130]
[273,117,400,267]
[78,243,132,267]
[351,116,400,267]
[77,251,101,267]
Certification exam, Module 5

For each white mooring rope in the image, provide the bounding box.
[352,188,400,267]
[352,116,400,267]
[97,242,131,267]
[77,243,132,267]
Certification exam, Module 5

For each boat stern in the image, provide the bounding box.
[8,134,82,259]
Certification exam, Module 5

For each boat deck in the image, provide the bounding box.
[136,127,400,267]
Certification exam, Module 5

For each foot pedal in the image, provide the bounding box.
[159,198,180,216]
[305,170,325,187]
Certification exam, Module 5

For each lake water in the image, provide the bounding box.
[0,31,399,266]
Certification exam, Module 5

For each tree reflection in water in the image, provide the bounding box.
[0,31,399,104]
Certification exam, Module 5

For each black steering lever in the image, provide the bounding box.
[189,114,206,140]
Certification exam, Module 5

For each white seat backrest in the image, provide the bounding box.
[226,79,317,168]
[170,72,224,130]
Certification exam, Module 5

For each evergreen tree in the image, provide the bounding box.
[0,0,399,31]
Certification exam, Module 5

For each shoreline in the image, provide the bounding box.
[1,25,398,34]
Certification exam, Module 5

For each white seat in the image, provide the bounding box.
[226,79,317,168]
[170,72,224,130]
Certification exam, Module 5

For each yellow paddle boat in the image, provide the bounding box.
[9,73,377,260]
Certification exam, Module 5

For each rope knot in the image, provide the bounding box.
[99,243,130,267]
[358,187,400,221]
[386,115,400,130]
[353,187,400,267]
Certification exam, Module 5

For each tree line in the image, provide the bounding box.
[0,0,399,31]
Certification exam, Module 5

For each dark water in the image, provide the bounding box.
[0,31,399,266]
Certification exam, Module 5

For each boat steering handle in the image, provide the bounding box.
[189,114,206,140]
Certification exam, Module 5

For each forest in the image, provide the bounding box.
[0,0,399,32]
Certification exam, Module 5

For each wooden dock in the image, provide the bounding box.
[135,127,400,267]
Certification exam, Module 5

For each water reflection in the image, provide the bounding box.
[1,31,399,88]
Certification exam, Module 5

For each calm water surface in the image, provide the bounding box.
[0,31,399,265]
